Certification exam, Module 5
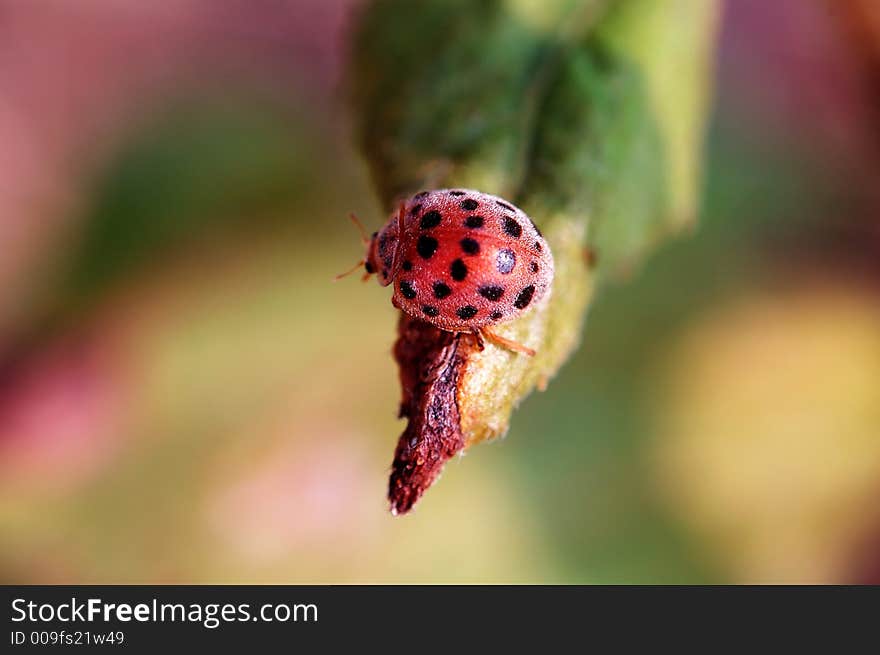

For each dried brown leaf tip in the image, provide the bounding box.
[389,313,478,515]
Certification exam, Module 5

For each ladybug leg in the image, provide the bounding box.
[337,213,374,281]
[479,327,536,357]
[334,259,367,281]
[470,329,485,351]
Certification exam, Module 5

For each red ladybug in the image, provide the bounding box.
[343,189,553,356]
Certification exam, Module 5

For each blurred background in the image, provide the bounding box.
[1,0,879,584]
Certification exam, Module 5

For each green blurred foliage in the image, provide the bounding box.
[58,98,344,313]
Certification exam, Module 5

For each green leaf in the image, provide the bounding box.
[60,101,323,310]
[351,0,720,505]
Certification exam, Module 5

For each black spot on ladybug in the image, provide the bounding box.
[382,267,389,278]
[414,191,429,199]
[432,281,451,299]
[514,285,535,309]
[496,200,516,212]
[465,215,484,228]
[417,235,439,259]
[399,280,417,299]
[490,311,503,320]
[365,261,375,274]
[402,260,413,271]
[478,285,504,301]
[457,305,478,319]
[410,204,422,216]
[535,241,542,252]
[497,248,516,274]
[460,199,479,211]
[460,238,480,255]
[371,231,378,239]
[450,258,468,281]
[422,305,439,317]
[530,261,539,273]
[448,190,466,196]
[503,217,522,238]
[420,210,442,229]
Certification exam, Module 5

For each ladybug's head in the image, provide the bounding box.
[365,217,399,288]
[337,202,405,286]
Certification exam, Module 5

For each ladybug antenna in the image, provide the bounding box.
[349,213,370,246]
[335,212,374,282]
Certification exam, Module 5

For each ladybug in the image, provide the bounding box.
[341,189,553,356]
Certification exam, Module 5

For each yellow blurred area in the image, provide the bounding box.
[653,282,880,582]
